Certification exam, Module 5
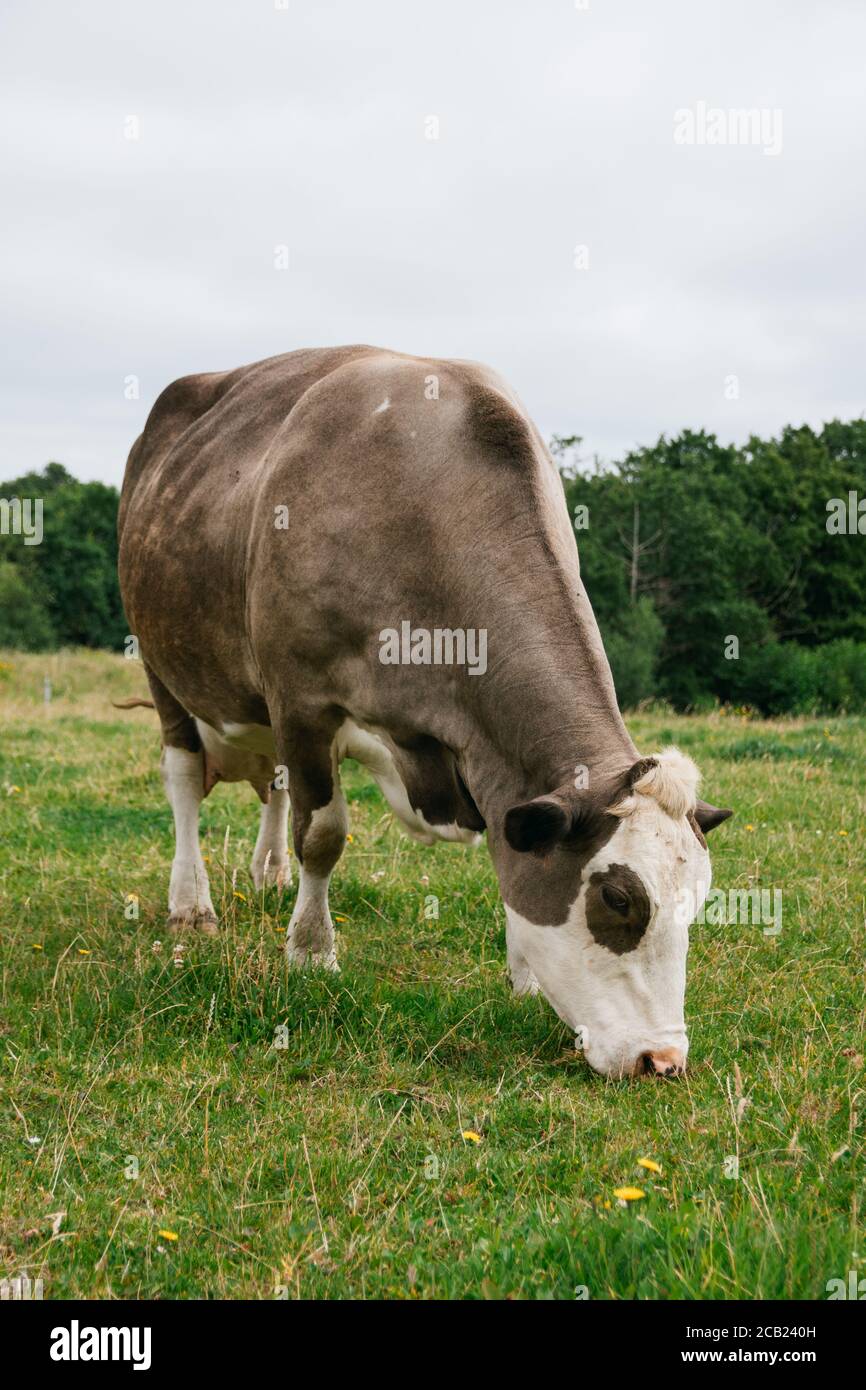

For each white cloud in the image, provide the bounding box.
[1,0,864,484]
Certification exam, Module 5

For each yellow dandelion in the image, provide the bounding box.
[78,948,92,956]
[461,1130,482,1144]
[334,915,347,923]
[637,1158,662,1174]
[744,824,755,831]
[233,891,246,902]
[346,834,354,843]
[613,1186,645,1202]
[158,1229,179,1241]
[31,943,43,951]
[839,830,848,837]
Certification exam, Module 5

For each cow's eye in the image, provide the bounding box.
[587,865,651,954]
[601,883,630,916]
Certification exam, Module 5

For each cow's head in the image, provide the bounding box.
[499,749,731,1079]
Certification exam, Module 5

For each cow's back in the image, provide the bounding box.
[118,344,573,733]
[119,345,383,538]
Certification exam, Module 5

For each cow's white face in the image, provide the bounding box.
[501,749,731,1079]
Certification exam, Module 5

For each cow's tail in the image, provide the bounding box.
[112,697,156,710]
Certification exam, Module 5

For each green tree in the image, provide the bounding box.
[0,560,56,649]
[0,463,126,650]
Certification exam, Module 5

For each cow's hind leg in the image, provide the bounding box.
[251,786,292,890]
[145,666,217,934]
[281,726,348,970]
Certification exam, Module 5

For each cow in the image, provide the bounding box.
[118,345,731,1080]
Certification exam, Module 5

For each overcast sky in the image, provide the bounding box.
[1,0,864,486]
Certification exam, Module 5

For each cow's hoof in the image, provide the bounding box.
[512,978,540,998]
[251,856,293,892]
[285,941,339,972]
[510,965,540,997]
[168,909,219,936]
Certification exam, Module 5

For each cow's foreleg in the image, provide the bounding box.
[251,786,292,890]
[283,733,348,971]
[161,745,218,934]
[506,918,539,996]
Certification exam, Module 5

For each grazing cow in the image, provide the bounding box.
[118,346,731,1079]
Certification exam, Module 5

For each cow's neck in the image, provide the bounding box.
[456,588,638,822]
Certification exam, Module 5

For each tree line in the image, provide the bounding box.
[2,420,865,714]
[556,419,866,712]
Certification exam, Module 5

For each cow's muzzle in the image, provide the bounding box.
[638,1047,686,1078]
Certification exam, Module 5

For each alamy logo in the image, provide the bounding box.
[0,496,43,545]
[379,621,487,676]
[826,1271,866,1300]
[826,491,866,534]
[1,1272,43,1299]
[50,1320,152,1371]
[676,885,782,936]
[674,102,783,156]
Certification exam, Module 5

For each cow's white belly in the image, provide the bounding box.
[218,721,277,757]
[196,719,275,789]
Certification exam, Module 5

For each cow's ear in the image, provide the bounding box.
[504,795,574,856]
[694,798,733,834]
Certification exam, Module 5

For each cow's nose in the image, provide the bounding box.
[640,1048,686,1078]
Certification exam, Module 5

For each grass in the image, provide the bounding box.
[0,649,863,1300]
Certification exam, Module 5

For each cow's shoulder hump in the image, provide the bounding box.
[314,350,540,469]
